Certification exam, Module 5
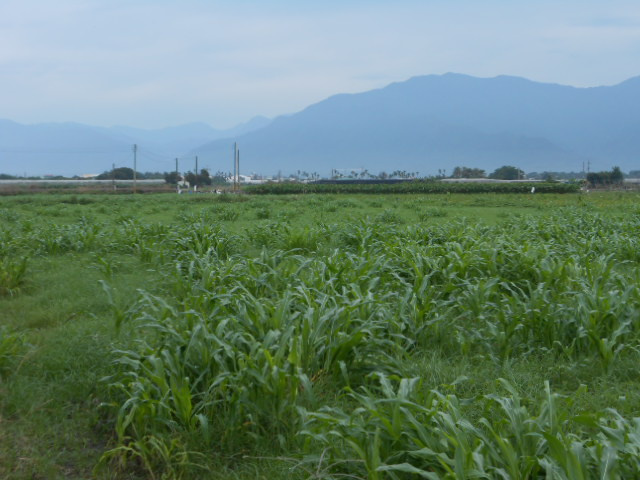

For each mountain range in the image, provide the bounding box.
[193,73,640,176]
[0,116,271,176]
[1,73,639,176]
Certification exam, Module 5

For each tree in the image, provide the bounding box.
[184,169,212,187]
[587,166,624,186]
[489,166,525,180]
[164,171,181,184]
[199,168,212,186]
[452,166,486,178]
[96,167,142,180]
[211,171,229,186]
[610,166,624,184]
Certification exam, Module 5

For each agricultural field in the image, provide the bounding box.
[1,191,639,479]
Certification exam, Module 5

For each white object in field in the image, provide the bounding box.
[531,187,535,194]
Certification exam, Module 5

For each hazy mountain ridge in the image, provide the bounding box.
[0,117,271,176]
[2,73,640,176]
[193,73,640,176]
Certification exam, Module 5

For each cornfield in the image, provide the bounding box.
[1,193,639,479]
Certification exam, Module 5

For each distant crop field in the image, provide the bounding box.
[0,179,171,195]
[1,191,639,479]
[245,180,580,194]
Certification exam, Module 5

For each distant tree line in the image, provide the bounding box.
[586,167,624,186]
[447,165,524,180]
[451,166,486,178]
[2,165,637,183]
[0,173,50,180]
[94,168,172,180]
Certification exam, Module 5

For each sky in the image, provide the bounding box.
[1,0,640,129]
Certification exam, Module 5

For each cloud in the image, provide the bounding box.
[1,1,639,127]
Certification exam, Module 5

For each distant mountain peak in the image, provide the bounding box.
[2,73,640,177]
[190,73,640,176]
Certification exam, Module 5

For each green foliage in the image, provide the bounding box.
[587,166,624,186]
[245,181,578,195]
[451,166,486,178]
[210,205,240,221]
[376,209,404,224]
[96,167,142,180]
[418,207,448,221]
[489,165,526,180]
[0,256,27,296]
[255,207,271,219]
[210,170,230,186]
[301,376,640,479]
[184,168,213,187]
[164,171,181,185]
[0,326,24,379]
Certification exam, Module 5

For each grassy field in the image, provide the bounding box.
[1,191,639,479]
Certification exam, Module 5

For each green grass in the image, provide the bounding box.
[0,191,639,478]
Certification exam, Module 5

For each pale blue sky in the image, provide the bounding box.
[1,0,639,128]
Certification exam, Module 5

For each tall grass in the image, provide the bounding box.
[0,326,24,379]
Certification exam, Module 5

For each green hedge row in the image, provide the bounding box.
[244,181,580,195]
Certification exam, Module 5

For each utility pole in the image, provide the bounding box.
[133,144,137,194]
[233,143,237,192]
[112,163,116,192]
[235,148,240,192]
[175,158,179,193]
[194,156,198,192]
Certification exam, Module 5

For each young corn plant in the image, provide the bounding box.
[0,256,27,297]
[301,376,640,479]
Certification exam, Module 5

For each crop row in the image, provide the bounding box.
[244,181,580,195]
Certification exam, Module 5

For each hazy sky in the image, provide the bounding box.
[2,0,640,129]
